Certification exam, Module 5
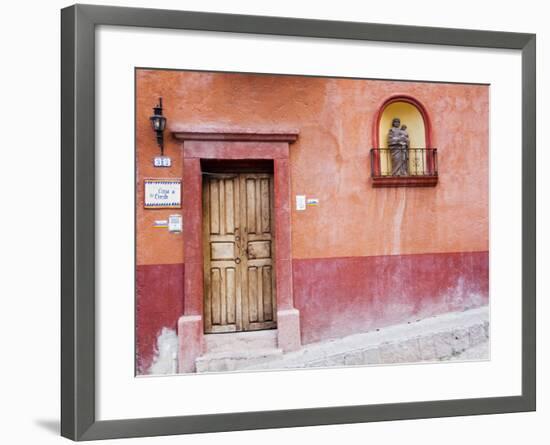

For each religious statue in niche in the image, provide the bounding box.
[387,117,410,176]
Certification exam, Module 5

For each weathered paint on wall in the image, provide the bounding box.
[135,69,489,373]
[148,328,179,375]
[293,251,488,344]
[136,263,184,373]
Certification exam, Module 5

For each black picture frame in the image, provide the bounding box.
[61,4,536,441]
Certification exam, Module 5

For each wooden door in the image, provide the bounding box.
[203,172,276,333]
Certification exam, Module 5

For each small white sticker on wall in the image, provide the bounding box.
[168,214,182,233]
[296,195,306,211]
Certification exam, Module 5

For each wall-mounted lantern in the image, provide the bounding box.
[150,97,167,156]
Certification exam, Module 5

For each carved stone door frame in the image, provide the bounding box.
[172,128,301,373]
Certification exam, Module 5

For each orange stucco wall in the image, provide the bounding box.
[136,69,488,266]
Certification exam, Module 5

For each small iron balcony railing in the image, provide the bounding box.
[370,148,438,178]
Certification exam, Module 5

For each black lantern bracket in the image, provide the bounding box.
[150,97,167,156]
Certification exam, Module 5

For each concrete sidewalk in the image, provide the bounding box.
[243,306,489,371]
[193,306,488,373]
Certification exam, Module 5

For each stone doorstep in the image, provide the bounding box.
[197,330,281,372]
[204,329,278,354]
[195,348,283,373]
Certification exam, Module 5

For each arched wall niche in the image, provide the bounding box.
[371,95,438,187]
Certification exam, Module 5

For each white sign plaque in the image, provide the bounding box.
[144,179,181,209]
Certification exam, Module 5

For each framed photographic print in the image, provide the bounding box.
[61,4,536,441]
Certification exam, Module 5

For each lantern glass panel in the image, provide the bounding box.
[158,116,167,131]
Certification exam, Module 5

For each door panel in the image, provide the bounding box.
[203,172,276,333]
[203,174,242,333]
[240,173,277,331]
